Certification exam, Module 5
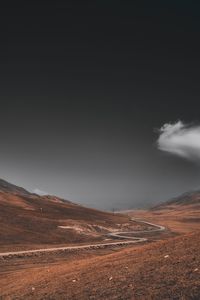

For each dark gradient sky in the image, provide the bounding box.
[1,1,200,209]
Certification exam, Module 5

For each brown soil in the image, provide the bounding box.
[0,232,200,300]
[1,180,200,299]
[0,190,148,252]
[129,203,200,234]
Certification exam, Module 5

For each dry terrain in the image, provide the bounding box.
[129,195,200,235]
[1,232,200,299]
[0,180,200,299]
[0,179,150,252]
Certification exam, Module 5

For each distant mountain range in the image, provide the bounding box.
[152,190,200,210]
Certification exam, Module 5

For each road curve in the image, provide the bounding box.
[0,218,165,258]
[108,217,165,239]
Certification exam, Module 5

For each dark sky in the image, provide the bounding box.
[1,1,200,209]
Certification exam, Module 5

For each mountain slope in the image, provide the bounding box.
[0,178,31,195]
[152,190,200,210]
[0,179,142,251]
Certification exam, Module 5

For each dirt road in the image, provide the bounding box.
[0,218,165,258]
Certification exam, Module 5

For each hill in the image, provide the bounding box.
[0,178,31,196]
[0,179,145,252]
[129,189,200,235]
[1,181,200,299]
[152,190,200,210]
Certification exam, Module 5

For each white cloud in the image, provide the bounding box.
[33,188,48,196]
[157,121,200,162]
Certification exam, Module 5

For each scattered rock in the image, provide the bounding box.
[164,255,169,258]
[72,279,76,282]
[109,276,113,281]
[194,268,198,272]
[31,287,35,292]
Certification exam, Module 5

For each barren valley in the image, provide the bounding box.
[0,180,200,299]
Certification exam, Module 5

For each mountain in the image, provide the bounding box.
[0,178,31,195]
[0,179,133,252]
[152,190,200,210]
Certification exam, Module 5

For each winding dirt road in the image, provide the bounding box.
[108,217,165,239]
[0,218,165,258]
